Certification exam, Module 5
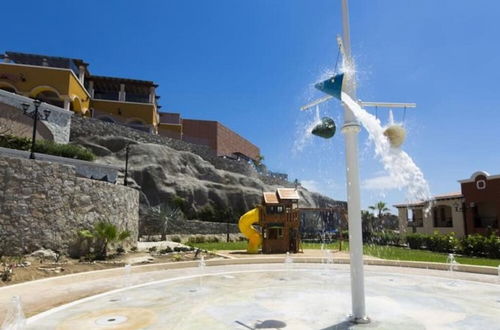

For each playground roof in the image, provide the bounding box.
[277,188,300,200]
[263,192,279,204]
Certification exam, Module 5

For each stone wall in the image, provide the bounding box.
[0,155,139,255]
[0,89,72,143]
[165,218,240,235]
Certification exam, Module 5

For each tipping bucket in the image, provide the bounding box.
[314,73,344,100]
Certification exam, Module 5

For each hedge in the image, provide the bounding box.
[405,232,499,258]
[0,135,95,161]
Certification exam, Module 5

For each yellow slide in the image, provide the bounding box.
[238,208,262,254]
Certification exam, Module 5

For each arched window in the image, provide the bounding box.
[35,90,64,108]
[0,86,16,94]
[97,116,116,123]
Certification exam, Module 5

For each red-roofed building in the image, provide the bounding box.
[395,171,500,237]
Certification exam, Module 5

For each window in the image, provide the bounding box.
[267,227,283,239]
[473,202,498,228]
[409,208,423,227]
[432,205,453,227]
[267,206,284,214]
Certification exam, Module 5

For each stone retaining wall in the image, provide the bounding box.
[0,155,139,255]
[0,89,72,144]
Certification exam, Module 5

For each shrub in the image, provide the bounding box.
[370,231,403,246]
[130,246,138,252]
[405,233,426,250]
[187,236,206,244]
[171,236,182,243]
[148,246,157,253]
[159,246,172,254]
[0,135,95,161]
[425,232,458,253]
[207,236,219,243]
[459,233,500,258]
[116,246,125,254]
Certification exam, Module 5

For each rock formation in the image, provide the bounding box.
[74,135,345,221]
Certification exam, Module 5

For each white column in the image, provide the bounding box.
[64,98,71,110]
[341,0,368,323]
[78,66,85,84]
[88,80,94,98]
[149,86,156,104]
[119,84,126,101]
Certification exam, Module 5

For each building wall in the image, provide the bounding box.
[91,99,157,127]
[182,119,218,151]
[460,172,500,235]
[397,198,465,237]
[0,63,90,113]
[216,122,260,160]
[158,124,182,139]
[0,89,72,143]
[182,119,260,161]
[0,155,139,255]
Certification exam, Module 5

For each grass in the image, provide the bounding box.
[363,244,500,267]
[189,240,500,267]
[188,241,247,251]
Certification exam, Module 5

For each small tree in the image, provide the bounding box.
[143,203,181,240]
[78,222,131,260]
[369,201,390,219]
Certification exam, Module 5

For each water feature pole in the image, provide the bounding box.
[340,0,369,323]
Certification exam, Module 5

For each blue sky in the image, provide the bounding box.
[4,0,500,211]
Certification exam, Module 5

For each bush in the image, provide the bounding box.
[459,233,500,258]
[207,236,219,243]
[425,232,459,253]
[148,246,157,253]
[406,233,426,249]
[116,246,125,254]
[0,135,95,161]
[171,236,182,243]
[187,236,206,244]
[130,246,138,252]
[370,231,403,246]
[159,246,172,254]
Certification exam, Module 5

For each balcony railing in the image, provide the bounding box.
[93,91,119,101]
[125,94,150,103]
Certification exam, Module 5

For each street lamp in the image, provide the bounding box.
[21,99,51,160]
[124,143,130,186]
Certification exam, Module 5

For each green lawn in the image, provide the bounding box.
[189,240,500,267]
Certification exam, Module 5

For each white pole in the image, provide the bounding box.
[340,0,369,323]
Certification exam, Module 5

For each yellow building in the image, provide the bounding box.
[0,51,161,133]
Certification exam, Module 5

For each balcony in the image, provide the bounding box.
[126,93,150,103]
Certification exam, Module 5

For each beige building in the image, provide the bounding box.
[395,192,465,237]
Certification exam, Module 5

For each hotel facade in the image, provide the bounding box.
[0,51,259,161]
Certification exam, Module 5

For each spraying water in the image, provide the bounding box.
[293,105,322,154]
[1,296,26,330]
[341,92,432,209]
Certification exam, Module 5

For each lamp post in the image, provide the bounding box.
[21,99,50,160]
[124,143,130,186]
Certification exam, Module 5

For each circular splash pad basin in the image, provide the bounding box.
[27,264,500,329]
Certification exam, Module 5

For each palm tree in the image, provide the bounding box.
[80,222,131,259]
[369,201,390,219]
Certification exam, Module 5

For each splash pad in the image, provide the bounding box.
[22,262,500,329]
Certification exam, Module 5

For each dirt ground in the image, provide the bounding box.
[0,250,216,287]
